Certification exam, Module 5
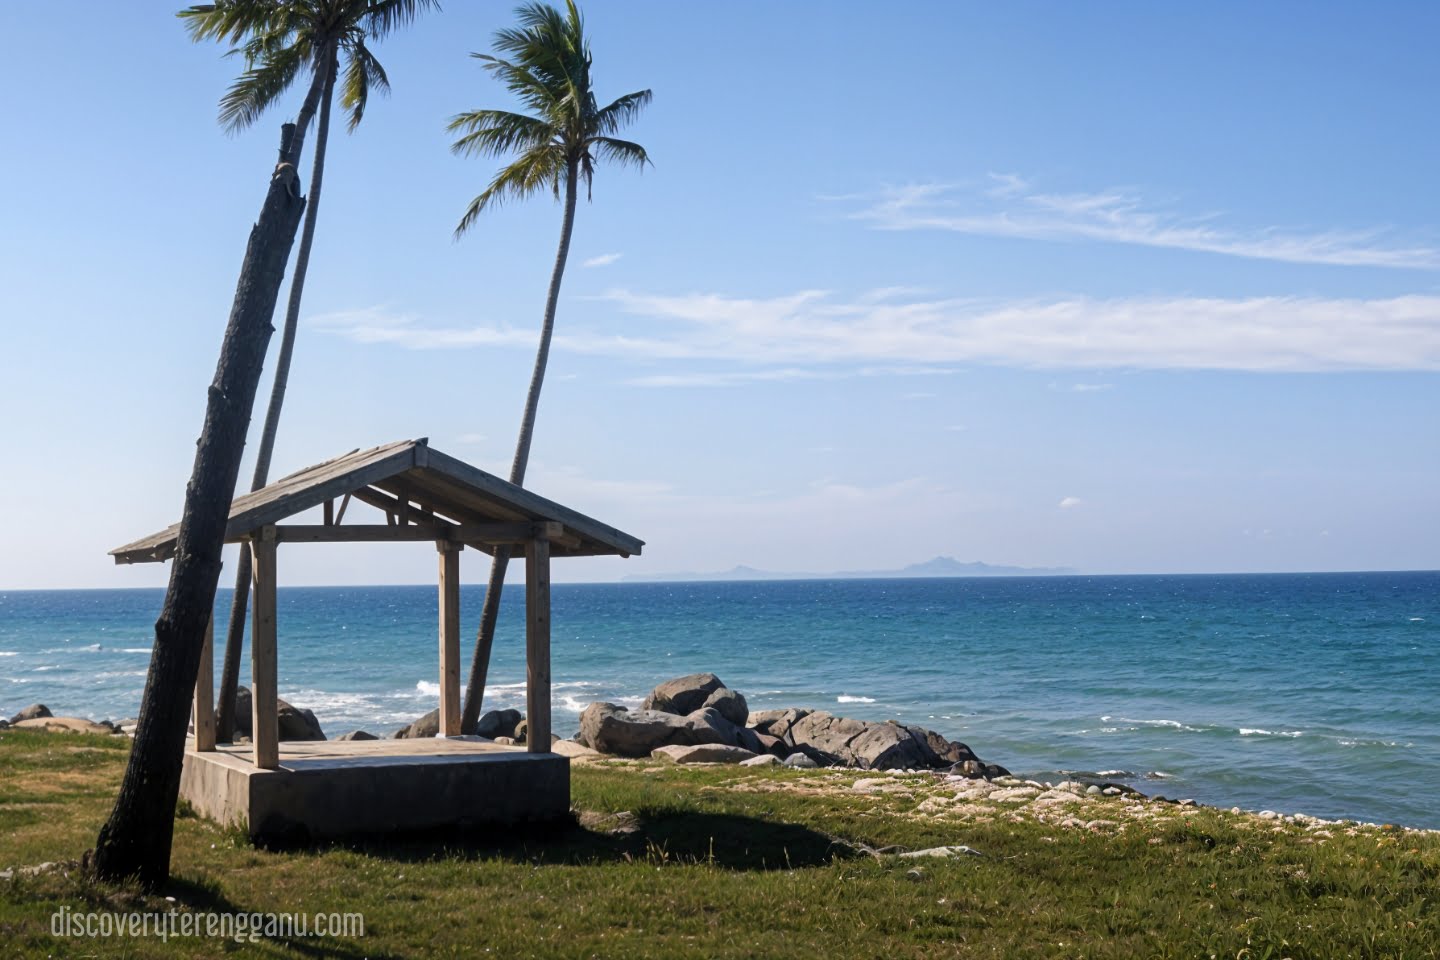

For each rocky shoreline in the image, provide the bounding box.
[5,671,1434,836]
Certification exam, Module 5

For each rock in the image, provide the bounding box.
[905,868,926,882]
[848,723,939,770]
[752,731,786,756]
[475,708,523,740]
[493,736,516,745]
[394,708,440,739]
[0,719,9,730]
[577,702,736,758]
[701,687,749,727]
[513,718,528,744]
[783,753,818,769]
[14,717,115,735]
[740,754,782,766]
[113,718,138,736]
[786,711,870,758]
[651,743,758,764]
[746,707,811,740]
[642,673,729,716]
[234,687,326,741]
[898,845,986,859]
[335,730,379,741]
[9,704,51,725]
[277,703,325,741]
[1087,785,1102,795]
[1102,786,1122,796]
[921,729,979,765]
[550,739,601,760]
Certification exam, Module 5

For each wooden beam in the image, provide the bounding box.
[267,522,569,545]
[525,537,552,754]
[322,499,334,526]
[250,529,279,770]
[334,491,351,525]
[193,614,216,752]
[437,541,462,737]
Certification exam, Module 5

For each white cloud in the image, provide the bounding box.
[456,432,486,444]
[846,176,1440,270]
[1051,382,1114,393]
[1059,497,1083,509]
[582,252,623,268]
[625,368,828,388]
[317,290,1440,372]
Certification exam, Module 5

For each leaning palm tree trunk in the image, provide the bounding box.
[215,49,337,743]
[92,124,307,889]
[461,157,580,734]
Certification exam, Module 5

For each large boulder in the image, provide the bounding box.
[577,702,739,757]
[921,729,979,766]
[234,688,326,741]
[641,673,729,716]
[651,743,758,764]
[15,717,115,736]
[9,704,51,725]
[335,730,379,742]
[786,711,871,758]
[848,722,939,770]
[747,707,811,741]
[394,708,440,739]
[702,687,749,727]
[476,708,523,740]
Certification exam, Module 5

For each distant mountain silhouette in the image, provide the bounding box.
[622,556,1076,583]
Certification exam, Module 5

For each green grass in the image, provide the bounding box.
[2,728,1437,958]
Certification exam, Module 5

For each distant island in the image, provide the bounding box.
[622,556,1077,583]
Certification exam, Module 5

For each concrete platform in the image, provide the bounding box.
[179,737,570,840]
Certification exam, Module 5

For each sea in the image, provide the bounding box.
[1,572,1436,829]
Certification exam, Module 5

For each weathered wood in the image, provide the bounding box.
[525,537,552,754]
[322,499,334,526]
[437,541,462,737]
[334,491,351,525]
[92,121,307,889]
[265,522,566,545]
[110,439,645,564]
[193,615,216,752]
[250,531,279,770]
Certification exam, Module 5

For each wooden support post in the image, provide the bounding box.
[525,537,552,754]
[437,541,462,737]
[322,499,334,526]
[250,528,279,770]
[193,614,216,752]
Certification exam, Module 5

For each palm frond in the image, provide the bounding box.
[178,1,284,45]
[340,35,389,130]
[589,136,650,170]
[593,89,652,137]
[218,41,307,132]
[448,109,555,157]
[454,147,567,237]
[365,0,441,39]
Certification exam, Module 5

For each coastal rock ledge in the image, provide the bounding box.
[575,673,1010,776]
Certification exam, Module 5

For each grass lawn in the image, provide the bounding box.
[1,728,1437,958]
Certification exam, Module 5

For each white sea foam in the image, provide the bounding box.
[1239,728,1303,738]
[560,696,588,712]
[415,680,441,697]
[0,652,17,657]
[119,648,153,654]
[837,695,877,704]
[1110,716,1204,732]
[1410,617,1425,622]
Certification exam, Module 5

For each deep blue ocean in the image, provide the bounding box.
[1,572,1436,828]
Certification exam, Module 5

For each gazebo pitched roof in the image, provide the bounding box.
[111,438,643,564]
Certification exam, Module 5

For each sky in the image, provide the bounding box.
[1,1,1437,589]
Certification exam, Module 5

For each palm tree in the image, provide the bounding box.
[180,0,436,742]
[94,123,308,888]
[449,0,650,734]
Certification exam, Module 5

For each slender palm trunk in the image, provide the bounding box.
[216,50,337,742]
[92,124,307,888]
[460,156,580,734]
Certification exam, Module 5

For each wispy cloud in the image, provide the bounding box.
[1051,382,1114,393]
[1059,496,1083,509]
[583,252,623,268]
[625,368,828,388]
[846,175,1440,270]
[317,290,1440,372]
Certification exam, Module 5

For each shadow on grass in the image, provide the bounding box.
[259,809,849,872]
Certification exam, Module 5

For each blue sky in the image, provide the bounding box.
[1,1,1437,588]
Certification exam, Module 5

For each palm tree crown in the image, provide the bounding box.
[181,0,435,133]
[448,0,651,235]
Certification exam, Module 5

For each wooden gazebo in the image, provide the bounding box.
[110,438,643,837]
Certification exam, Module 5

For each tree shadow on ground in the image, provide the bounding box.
[259,809,850,871]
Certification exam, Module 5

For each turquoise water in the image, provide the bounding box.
[1,572,1436,827]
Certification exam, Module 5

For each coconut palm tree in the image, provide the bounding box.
[449,0,650,734]
[94,123,308,888]
[181,0,436,742]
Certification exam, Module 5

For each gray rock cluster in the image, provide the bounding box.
[574,672,1009,775]
[234,687,326,741]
